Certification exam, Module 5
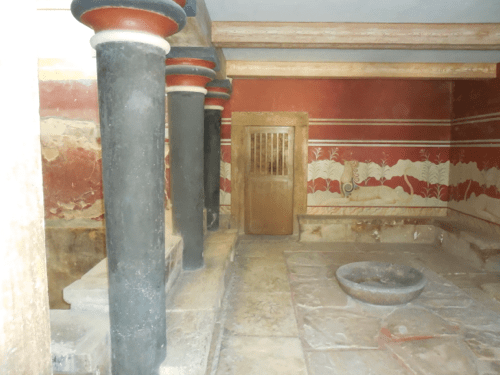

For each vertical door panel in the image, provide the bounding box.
[245,126,294,235]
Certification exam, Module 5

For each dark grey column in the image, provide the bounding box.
[168,92,206,269]
[204,109,222,230]
[96,41,167,375]
[203,79,231,231]
[165,49,217,269]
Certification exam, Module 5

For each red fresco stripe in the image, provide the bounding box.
[309,124,450,141]
[39,80,99,122]
[451,120,500,141]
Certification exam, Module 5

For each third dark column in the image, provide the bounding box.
[204,80,232,231]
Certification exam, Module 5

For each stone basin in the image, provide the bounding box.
[336,261,426,305]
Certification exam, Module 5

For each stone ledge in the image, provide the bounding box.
[160,229,238,375]
[298,215,500,271]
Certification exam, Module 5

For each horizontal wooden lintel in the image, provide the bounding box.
[213,22,500,50]
[226,61,497,79]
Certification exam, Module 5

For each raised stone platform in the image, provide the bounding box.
[63,236,184,312]
[50,230,237,375]
[299,215,500,272]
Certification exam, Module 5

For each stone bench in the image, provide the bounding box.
[298,215,500,272]
[63,236,183,312]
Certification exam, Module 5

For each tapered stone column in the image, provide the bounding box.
[71,1,186,374]
[166,50,216,269]
[204,80,232,231]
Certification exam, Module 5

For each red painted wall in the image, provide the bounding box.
[221,79,452,140]
[453,65,500,121]
[229,79,451,119]
[449,64,500,224]
[39,80,99,122]
[39,80,170,221]
[223,79,453,209]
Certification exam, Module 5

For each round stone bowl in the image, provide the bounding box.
[336,261,426,305]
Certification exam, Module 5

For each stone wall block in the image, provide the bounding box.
[441,231,484,270]
[414,225,440,244]
[379,225,416,243]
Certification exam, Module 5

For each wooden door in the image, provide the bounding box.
[245,126,294,235]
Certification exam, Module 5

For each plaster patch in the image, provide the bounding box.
[42,147,60,162]
[40,118,100,140]
[60,199,104,221]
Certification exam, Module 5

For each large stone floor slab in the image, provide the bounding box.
[232,257,290,293]
[297,306,381,350]
[382,306,461,339]
[224,291,298,337]
[213,237,500,375]
[306,349,412,375]
[387,337,479,375]
[289,278,348,308]
[50,310,110,375]
[215,336,307,375]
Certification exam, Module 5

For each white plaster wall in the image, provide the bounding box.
[0,2,52,373]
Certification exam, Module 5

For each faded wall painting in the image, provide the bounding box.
[223,78,452,217]
[307,146,449,209]
[305,115,450,216]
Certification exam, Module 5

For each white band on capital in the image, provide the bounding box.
[90,30,171,54]
[204,105,224,111]
[165,86,208,95]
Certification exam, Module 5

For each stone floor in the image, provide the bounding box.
[210,236,500,375]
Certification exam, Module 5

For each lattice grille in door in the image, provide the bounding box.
[245,126,294,235]
[249,131,291,176]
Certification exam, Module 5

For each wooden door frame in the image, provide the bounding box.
[231,112,309,235]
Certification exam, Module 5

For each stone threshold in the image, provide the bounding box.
[299,215,500,272]
[50,229,238,375]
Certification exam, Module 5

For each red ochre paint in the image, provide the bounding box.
[39,81,99,122]
[81,7,180,38]
[42,147,103,219]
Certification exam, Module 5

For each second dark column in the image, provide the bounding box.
[166,51,216,269]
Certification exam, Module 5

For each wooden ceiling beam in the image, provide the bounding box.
[226,61,497,79]
[213,22,500,50]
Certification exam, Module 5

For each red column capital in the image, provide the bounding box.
[165,57,217,94]
[204,79,232,111]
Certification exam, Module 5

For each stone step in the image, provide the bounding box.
[50,310,110,375]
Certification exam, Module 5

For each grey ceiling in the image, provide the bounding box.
[204,0,500,23]
[204,0,500,63]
